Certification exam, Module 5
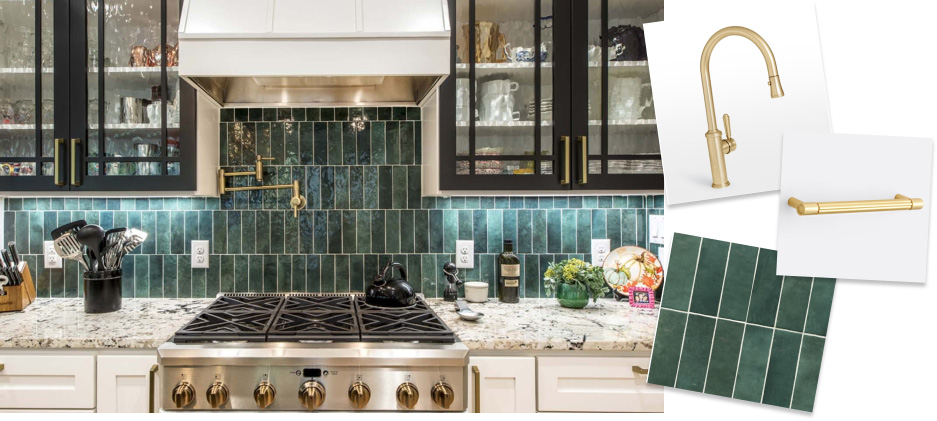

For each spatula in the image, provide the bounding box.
[53,232,90,272]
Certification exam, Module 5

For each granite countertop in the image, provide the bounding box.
[426,298,659,351]
[0,298,212,349]
[0,297,658,351]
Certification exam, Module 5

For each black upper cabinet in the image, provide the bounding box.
[0,0,196,192]
[439,0,664,191]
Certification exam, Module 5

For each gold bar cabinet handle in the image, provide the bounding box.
[53,138,65,186]
[560,136,570,185]
[472,366,480,413]
[149,364,159,413]
[70,138,81,186]
[632,366,648,375]
[788,194,924,216]
[578,135,588,184]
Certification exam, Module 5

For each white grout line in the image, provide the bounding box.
[788,277,815,408]
[702,243,732,393]
[672,237,703,388]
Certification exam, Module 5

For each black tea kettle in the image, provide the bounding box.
[365,262,416,307]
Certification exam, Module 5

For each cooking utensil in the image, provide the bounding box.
[50,219,86,240]
[365,262,416,307]
[442,262,462,302]
[114,229,148,268]
[101,228,126,270]
[76,224,106,272]
[54,232,90,272]
[455,299,483,321]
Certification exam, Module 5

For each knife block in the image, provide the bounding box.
[0,261,37,312]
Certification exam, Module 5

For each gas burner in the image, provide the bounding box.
[282,294,355,312]
[354,296,431,312]
[268,311,360,342]
[204,294,284,313]
[358,310,454,343]
[174,311,275,343]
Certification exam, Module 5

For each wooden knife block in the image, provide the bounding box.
[0,261,37,312]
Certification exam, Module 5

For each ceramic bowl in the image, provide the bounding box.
[463,281,489,303]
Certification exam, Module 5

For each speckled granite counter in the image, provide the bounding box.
[426,298,659,351]
[0,298,212,349]
[0,297,657,351]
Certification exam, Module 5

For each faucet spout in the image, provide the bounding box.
[700,26,783,188]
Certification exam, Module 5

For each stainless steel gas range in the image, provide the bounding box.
[157,293,468,412]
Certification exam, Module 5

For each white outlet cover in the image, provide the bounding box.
[455,240,474,268]
[649,215,665,245]
[44,240,62,269]
[591,239,611,266]
[191,240,210,268]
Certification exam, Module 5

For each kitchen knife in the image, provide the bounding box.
[0,251,14,286]
[7,241,19,265]
[2,250,19,285]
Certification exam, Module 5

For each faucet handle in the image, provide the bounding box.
[721,114,737,154]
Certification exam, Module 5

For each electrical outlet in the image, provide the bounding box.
[191,240,210,268]
[591,239,611,266]
[649,215,665,245]
[455,240,474,268]
[44,240,62,269]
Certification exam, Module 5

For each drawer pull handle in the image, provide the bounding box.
[632,365,648,375]
[0,363,5,371]
[560,136,571,185]
[788,194,923,216]
[472,366,480,413]
[149,364,159,413]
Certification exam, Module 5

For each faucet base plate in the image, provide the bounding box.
[712,181,730,189]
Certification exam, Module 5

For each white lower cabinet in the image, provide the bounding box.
[96,355,158,413]
[468,356,537,413]
[537,356,663,412]
[0,353,96,410]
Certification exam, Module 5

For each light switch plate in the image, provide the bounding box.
[649,215,665,245]
[455,240,474,268]
[591,239,611,266]
[44,240,62,269]
[191,240,210,268]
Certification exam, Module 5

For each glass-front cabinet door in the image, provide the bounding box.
[78,0,192,190]
[0,0,67,191]
[573,0,663,190]
[441,0,570,190]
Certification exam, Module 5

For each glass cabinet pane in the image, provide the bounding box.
[586,0,663,176]
[0,0,54,178]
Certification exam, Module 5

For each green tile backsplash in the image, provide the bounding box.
[647,233,834,412]
[3,107,663,299]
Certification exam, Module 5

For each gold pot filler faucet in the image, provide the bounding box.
[701,26,784,188]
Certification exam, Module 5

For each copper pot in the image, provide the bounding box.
[129,45,149,67]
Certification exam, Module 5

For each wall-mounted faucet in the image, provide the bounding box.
[701,26,784,188]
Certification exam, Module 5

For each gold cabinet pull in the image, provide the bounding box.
[577,135,588,184]
[53,138,65,186]
[472,366,480,413]
[788,194,924,216]
[149,364,159,413]
[632,365,648,375]
[560,136,570,185]
[70,138,81,186]
[0,363,5,371]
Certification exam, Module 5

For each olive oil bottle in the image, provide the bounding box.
[498,240,520,303]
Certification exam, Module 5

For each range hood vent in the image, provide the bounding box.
[179,0,450,106]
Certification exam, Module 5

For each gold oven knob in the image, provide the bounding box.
[396,382,419,409]
[171,381,196,408]
[253,381,277,409]
[431,381,455,409]
[348,381,371,409]
[298,380,326,410]
[206,381,229,409]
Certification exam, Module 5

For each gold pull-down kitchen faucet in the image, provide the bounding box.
[701,26,784,188]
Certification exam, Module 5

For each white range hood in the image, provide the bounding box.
[179,0,451,106]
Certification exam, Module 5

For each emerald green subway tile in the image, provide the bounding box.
[340,122,356,165]
[234,108,249,122]
[733,325,773,402]
[305,255,320,292]
[370,122,386,165]
[421,255,437,298]
[319,107,334,121]
[278,169,292,209]
[449,197,465,209]
[148,255,163,298]
[299,122,314,165]
[704,319,745,397]
[385,210,401,253]
[399,122,414,164]
[406,107,420,120]
[263,255,278,292]
[661,233,702,311]
[349,255,365,292]
[270,211,285,254]
[598,196,613,208]
[561,210,577,253]
[689,238,730,316]
[305,167,321,210]
[429,210,444,253]
[378,166,393,209]
[546,209,561,253]
[487,210,503,253]
[354,122,370,165]
[378,107,392,120]
[78,198,92,211]
[385,122,400,164]
[391,106,406,120]
[775,276,813,332]
[620,209,637,246]
[647,309,689,387]
[717,243,759,321]
[362,166,379,209]
[207,255,221,297]
[306,108,320,121]
[164,255,178,298]
[443,210,458,253]
[370,210,386,253]
[312,122,328,165]
[582,196,597,208]
[121,256,135,298]
[791,335,825,412]
[334,167,350,209]
[530,210,546,253]
[456,209,472,241]
[248,255,263,293]
[241,212,257,254]
[675,314,717,392]
[284,211,299,254]
[170,212,185,254]
[628,196,644,208]
[177,256,192,297]
[502,210,517,248]
[576,210,591,253]
[747,249,783,327]
[392,166,408,209]
[762,330,802,408]
[221,255,238,293]
[605,209,622,248]
[262,167,277,208]
[249,107,262,121]
[63,259,79,298]
[135,198,148,211]
[326,122,342,165]
[277,255,291,292]
[156,212,171,254]
[356,211,371,253]
[28,212,42,254]
[407,166,421,209]
[324,211,341,253]
[334,107,349,121]
[211,212,226,254]
[221,108,234,122]
[348,166,363,209]
[284,122,300,165]
[278,108,292,121]
[319,167,335,209]
[334,255,350,292]
[292,108,305,121]
[414,211,429,253]
[341,210,357,254]
[65,198,79,210]
[566,196,581,208]
[134,256,149,298]
[256,211,271,254]
[226,212,241,254]
[473,210,488,253]
[636,209,647,248]
[492,197,507,209]
[506,197,521,209]
[805,278,836,336]
[523,255,539,298]
[405,255,421,293]
[516,210,531,253]
[591,209,606,239]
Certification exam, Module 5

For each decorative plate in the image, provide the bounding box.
[602,246,664,296]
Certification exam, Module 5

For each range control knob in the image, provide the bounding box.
[431,382,455,409]
[298,380,326,410]
[396,382,419,409]
[171,381,195,408]
[253,381,277,409]
[206,381,229,409]
[348,381,371,409]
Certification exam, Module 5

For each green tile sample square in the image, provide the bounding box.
[648,233,834,412]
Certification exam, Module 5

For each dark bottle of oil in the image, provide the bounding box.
[498,240,520,303]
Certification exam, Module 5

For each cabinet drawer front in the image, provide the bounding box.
[537,357,663,413]
[0,355,96,409]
